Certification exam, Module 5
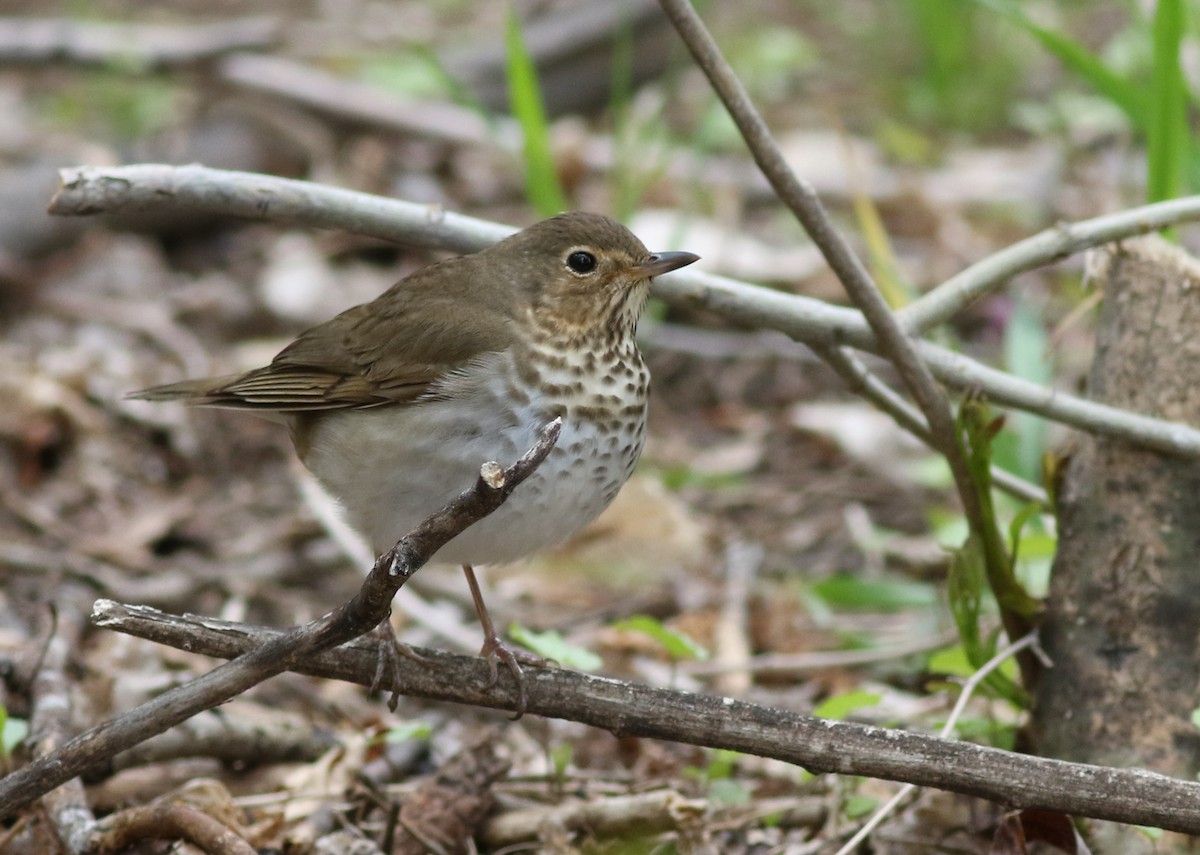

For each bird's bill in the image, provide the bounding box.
[630,251,700,279]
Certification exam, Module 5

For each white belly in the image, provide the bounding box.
[299,350,646,564]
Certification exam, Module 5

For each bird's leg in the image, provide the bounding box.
[462,563,546,717]
[368,614,429,712]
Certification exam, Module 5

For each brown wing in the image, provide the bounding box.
[133,256,520,412]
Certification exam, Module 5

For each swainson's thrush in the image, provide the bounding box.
[134,211,699,706]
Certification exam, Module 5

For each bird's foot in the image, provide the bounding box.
[369,619,430,711]
[479,633,550,719]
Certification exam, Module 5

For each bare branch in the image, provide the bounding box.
[654,0,960,452]
[811,342,1047,505]
[47,164,1200,456]
[79,604,1200,836]
[0,17,280,66]
[899,197,1200,334]
[653,0,1039,680]
[0,420,561,818]
[27,602,94,855]
[49,163,513,254]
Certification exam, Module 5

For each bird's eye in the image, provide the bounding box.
[566,250,597,274]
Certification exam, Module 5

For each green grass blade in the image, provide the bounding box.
[504,6,568,217]
[909,0,973,107]
[972,0,1145,125]
[1147,0,1187,202]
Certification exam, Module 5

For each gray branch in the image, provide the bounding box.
[899,197,1200,334]
[81,603,1200,836]
[48,163,1200,458]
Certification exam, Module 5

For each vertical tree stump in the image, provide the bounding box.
[1032,236,1200,850]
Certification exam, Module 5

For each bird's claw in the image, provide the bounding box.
[368,620,430,711]
[479,634,547,719]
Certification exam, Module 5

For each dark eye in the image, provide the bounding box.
[566,250,597,274]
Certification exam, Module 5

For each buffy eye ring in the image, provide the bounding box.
[566,250,597,274]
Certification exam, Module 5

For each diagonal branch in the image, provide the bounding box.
[652,0,1055,693]
[655,0,959,449]
[810,342,1047,505]
[654,0,1039,678]
[0,419,561,818]
[898,197,1200,335]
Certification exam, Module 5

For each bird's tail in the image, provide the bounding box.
[127,375,246,405]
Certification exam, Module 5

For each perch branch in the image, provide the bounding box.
[0,420,561,818]
[74,604,1200,836]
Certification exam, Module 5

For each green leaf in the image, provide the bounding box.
[1009,503,1055,598]
[947,534,988,653]
[708,778,752,806]
[612,614,710,661]
[551,742,573,777]
[382,720,433,743]
[957,399,1041,624]
[972,0,1144,123]
[813,690,882,721]
[1008,501,1045,566]
[927,644,975,679]
[1190,707,1200,730]
[843,793,879,819]
[504,7,568,216]
[809,575,938,611]
[1,711,28,758]
[507,624,603,671]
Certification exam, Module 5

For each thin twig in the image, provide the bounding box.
[655,0,961,447]
[811,342,1047,505]
[28,603,95,855]
[657,267,1200,457]
[293,466,480,652]
[655,0,1037,682]
[0,420,561,818]
[898,198,1200,334]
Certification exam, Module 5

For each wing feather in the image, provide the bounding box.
[131,255,521,412]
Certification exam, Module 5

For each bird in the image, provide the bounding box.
[132,211,699,711]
